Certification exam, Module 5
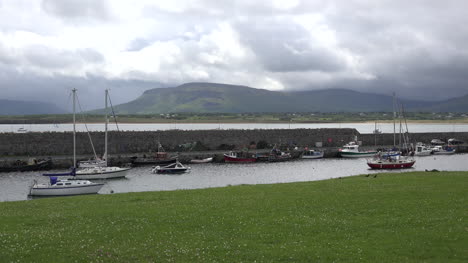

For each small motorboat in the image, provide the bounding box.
[414,142,432,156]
[431,145,456,155]
[152,161,190,174]
[301,149,324,159]
[131,143,178,165]
[30,176,104,196]
[190,157,213,164]
[268,148,292,162]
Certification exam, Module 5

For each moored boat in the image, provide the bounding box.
[414,142,432,156]
[74,166,131,179]
[132,143,178,165]
[339,142,377,158]
[190,157,213,164]
[29,89,105,196]
[0,158,52,173]
[30,176,104,196]
[431,145,456,155]
[367,155,415,169]
[301,149,324,159]
[152,160,190,174]
[224,151,257,163]
[74,89,132,179]
[267,148,292,162]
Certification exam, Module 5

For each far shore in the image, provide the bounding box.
[2,119,468,125]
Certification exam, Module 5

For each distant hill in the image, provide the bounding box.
[0,100,64,115]
[105,82,468,113]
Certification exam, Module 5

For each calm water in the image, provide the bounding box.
[1,154,467,202]
[2,122,468,134]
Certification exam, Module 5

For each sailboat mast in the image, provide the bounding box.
[393,92,396,147]
[104,89,108,164]
[72,88,76,168]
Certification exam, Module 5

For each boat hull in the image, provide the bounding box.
[301,153,324,159]
[73,167,130,180]
[154,168,189,174]
[30,183,104,196]
[367,160,415,169]
[224,154,257,163]
[414,152,432,156]
[190,157,213,164]
[432,151,455,155]
[131,157,178,165]
[340,151,377,158]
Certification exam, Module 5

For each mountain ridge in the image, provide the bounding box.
[105,82,468,113]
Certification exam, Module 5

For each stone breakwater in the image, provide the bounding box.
[0,129,467,168]
[0,128,358,156]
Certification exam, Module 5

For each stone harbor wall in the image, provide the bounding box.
[0,129,467,157]
[0,128,358,157]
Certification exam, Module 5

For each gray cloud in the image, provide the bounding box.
[235,19,345,73]
[1,0,468,108]
[41,0,111,22]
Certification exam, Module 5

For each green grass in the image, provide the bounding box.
[1,172,467,262]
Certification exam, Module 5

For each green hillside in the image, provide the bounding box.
[113,83,305,114]
[108,82,468,113]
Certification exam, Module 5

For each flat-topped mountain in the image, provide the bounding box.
[106,82,468,113]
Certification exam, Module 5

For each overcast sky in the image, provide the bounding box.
[1,0,467,110]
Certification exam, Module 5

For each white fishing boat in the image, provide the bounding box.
[74,90,131,180]
[301,149,324,159]
[29,89,104,196]
[339,142,377,158]
[30,176,104,196]
[414,142,432,156]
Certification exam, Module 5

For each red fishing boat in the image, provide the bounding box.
[223,151,257,163]
[367,155,415,169]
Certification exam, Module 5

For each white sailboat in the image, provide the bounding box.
[30,89,104,196]
[74,90,131,179]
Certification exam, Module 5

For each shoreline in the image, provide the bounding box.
[2,120,468,125]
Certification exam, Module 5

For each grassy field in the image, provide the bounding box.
[0,172,467,262]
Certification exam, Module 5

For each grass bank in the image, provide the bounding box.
[1,172,467,262]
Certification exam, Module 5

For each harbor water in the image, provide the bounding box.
[2,122,468,134]
[1,154,467,202]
